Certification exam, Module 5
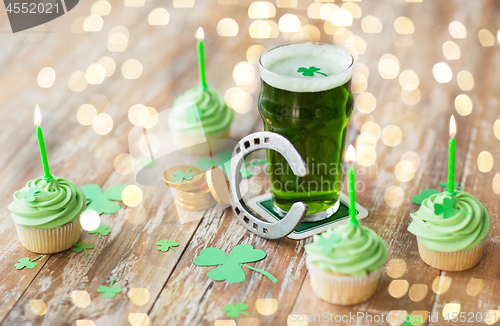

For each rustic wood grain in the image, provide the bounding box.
[1,0,499,325]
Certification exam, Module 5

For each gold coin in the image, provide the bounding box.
[175,190,214,204]
[174,196,215,211]
[163,165,204,190]
[206,166,231,205]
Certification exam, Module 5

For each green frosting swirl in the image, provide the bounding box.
[305,223,387,277]
[171,86,234,136]
[8,176,87,229]
[408,191,490,252]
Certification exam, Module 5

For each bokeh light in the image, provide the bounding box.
[361,15,382,33]
[454,94,473,116]
[477,151,494,173]
[69,71,88,92]
[409,284,428,302]
[442,41,461,60]
[388,280,409,298]
[124,0,145,7]
[399,69,419,90]
[127,313,150,326]
[83,14,104,32]
[386,259,406,278]
[355,92,376,114]
[443,303,461,320]
[331,9,353,27]
[114,153,135,175]
[457,70,474,91]
[255,298,278,316]
[77,104,97,126]
[80,209,101,231]
[478,29,494,47]
[173,0,194,8]
[449,21,467,39]
[466,278,483,296]
[85,63,106,85]
[248,1,275,19]
[433,62,452,83]
[432,276,451,294]
[382,125,403,147]
[91,0,111,16]
[148,8,170,25]
[92,113,114,135]
[29,300,47,316]
[394,16,414,34]
[249,20,279,39]
[246,44,266,64]
[122,59,143,79]
[37,67,56,88]
[341,3,361,18]
[378,54,400,79]
[233,62,255,85]
[97,57,116,77]
[128,288,150,306]
[401,88,421,106]
[279,14,301,32]
[122,185,143,207]
[384,186,405,207]
[494,120,500,140]
[493,174,500,194]
[71,291,91,308]
[217,18,239,37]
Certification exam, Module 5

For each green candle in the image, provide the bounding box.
[196,27,208,91]
[346,145,358,226]
[35,105,52,182]
[448,115,456,195]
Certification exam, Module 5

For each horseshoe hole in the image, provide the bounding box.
[243,216,249,224]
[244,140,251,149]
[263,228,269,234]
[236,146,241,154]
[253,223,259,230]
[235,207,240,215]
[254,138,260,145]
[264,137,270,143]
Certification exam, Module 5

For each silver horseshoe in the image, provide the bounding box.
[230,131,309,239]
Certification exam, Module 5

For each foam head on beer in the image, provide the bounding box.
[259,43,353,93]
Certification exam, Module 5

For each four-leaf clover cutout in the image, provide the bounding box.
[14,256,42,270]
[193,244,278,284]
[223,303,250,318]
[316,233,341,253]
[19,187,42,202]
[412,189,439,205]
[88,225,110,238]
[433,197,457,219]
[156,240,179,252]
[172,168,194,183]
[297,66,327,77]
[82,184,126,215]
[73,241,95,257]
[98,279,122,298]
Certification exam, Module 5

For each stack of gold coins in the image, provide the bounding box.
[163,165,216,211]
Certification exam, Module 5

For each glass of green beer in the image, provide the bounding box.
[258,43,354,222]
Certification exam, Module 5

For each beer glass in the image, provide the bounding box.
[258,43,354,221]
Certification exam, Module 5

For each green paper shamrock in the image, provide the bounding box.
[223,303,250,318]
[317,233,341,253]
[186,106,204,124]
[439,181,465,190]
[412,189,439,205]
[172,168,194,182]
[193,244,278,284]
[19,187,42,202]
[73,241,94,257]
[156,240,179,252]
[434,198,456,219]
[195,151,252,180]
[88,225,110,238]
[98,279,122,298]
[14,256,42,270]
[82,184,126,215]
[297,66,327,77]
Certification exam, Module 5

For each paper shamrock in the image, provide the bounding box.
[172,168,194,182]
[73,241,94,257]
[439,181,464,190]
[14,256,42,270]
[316,233,341,253]
[193,244,278,284]
[195,151,252,180]
[186,106,204,124]
[88,225,110,238]
[98,279,122,298]
[19,187,42,202]
[156,240,179,252]
[82,184,126,215]
[434,198,457,219]
[223,303,250,318]
[297,66,327,77]
[412,189,439,205]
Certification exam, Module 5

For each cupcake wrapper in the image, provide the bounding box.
[306,260,382,305]
[416,236,488,272]
[171,127,231,156]
[14,218,81,254]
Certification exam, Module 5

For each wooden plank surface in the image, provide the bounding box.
[0,0,499,325]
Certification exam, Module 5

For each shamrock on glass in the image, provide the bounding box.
[193,244,278,283]
[297,66,327,77]
[223,303,250,318]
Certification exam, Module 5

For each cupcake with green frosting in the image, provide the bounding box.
[169,86,234,155]
[408,191,490,271]
[305,222,387,305]
[8,176,87,254]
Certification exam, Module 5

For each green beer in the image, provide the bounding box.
[258,43,354,220]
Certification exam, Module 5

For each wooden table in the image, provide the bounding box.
[0,0,499,325]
